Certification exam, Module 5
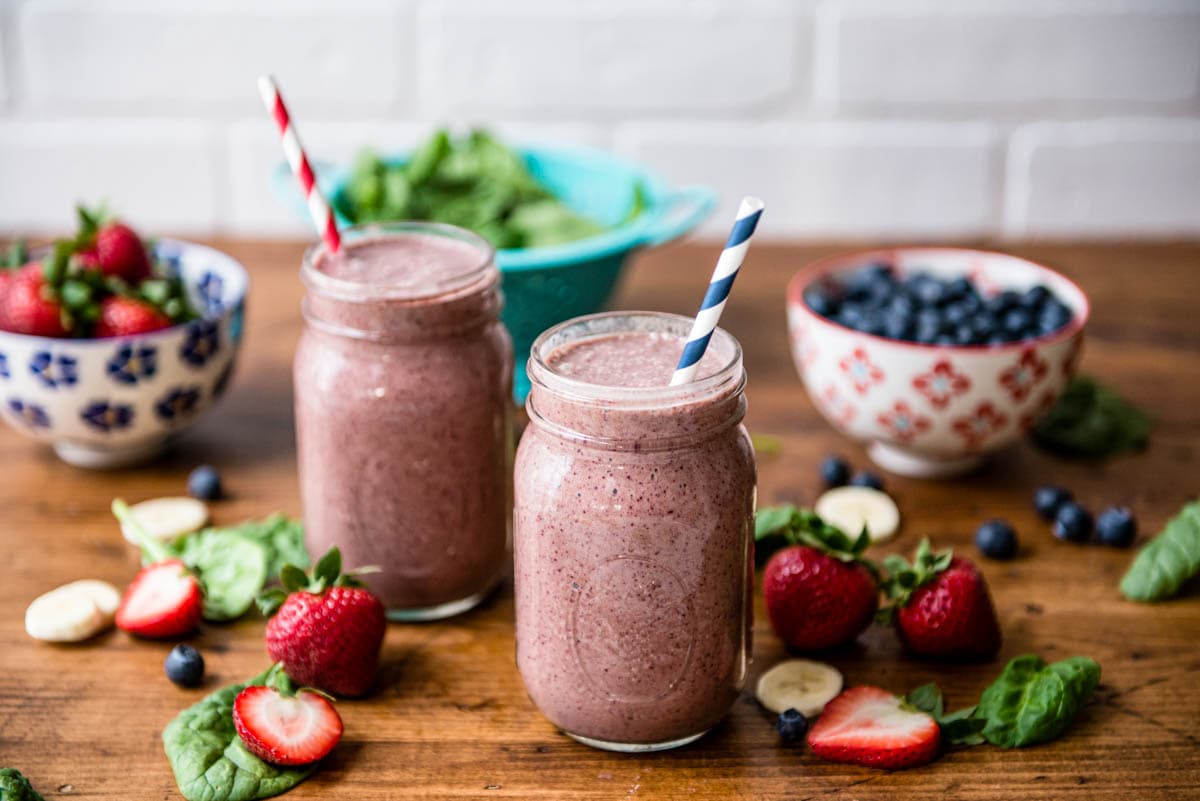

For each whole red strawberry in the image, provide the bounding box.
[882,539,1002,660]
[1,263,70,337]
[95,222,152,282]
[95,296,171,337]
[260,548,386,697]
[761,509,879,651]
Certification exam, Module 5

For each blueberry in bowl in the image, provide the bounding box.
[786,248,1089,479]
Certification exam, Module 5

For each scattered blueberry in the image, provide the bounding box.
[187,465,223,500]
[777,708,809,744]
[848,470,883,491]
[165,644,205,688]
[975,519,1019,560]
[1033,485,1072,521]
[1096,507,1137,548]
[820,455,851,488]
[1053,502,1093,543]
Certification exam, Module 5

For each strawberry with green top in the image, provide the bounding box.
[95,295,171,337]
[881,538,1002,660]
[259,548,386,698]
[75,206,152,282]
[758,506,880,651]
[1,262,70,337]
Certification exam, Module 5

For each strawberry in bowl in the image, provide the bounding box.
[786,248,1089,478]
[0,208,247,468]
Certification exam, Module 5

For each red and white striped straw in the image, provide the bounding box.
[257,74,341,254]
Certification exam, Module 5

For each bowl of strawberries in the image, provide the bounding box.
[0,208,247,468]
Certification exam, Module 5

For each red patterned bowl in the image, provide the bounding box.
[786,247,1089,478]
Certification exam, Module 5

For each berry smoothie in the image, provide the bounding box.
[295,223,512,620]
[514,312,755,751]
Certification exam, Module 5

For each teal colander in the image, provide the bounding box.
[270,145,716,402]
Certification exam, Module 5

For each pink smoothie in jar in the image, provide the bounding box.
[514,311,756,752]
[296,222,512,620]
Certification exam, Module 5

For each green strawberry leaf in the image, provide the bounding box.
[879,538,953,613]
[279,564,309,593]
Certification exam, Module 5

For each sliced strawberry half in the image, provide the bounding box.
[114,559,203,639]
[806,686,941,770]
[233,685,344,766]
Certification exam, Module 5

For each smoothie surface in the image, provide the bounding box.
[315,233,486,287]
[546,331,726,388]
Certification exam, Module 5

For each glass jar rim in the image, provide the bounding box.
[528,311,744,408]
[301,221,497,303]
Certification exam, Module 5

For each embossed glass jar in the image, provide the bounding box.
[513,311,756,752]
[296,222,513,621]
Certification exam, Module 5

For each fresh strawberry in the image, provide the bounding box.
[94,222,152,282]
[260,548,386,697]
[763,512,879,651]
[807,685,941,769]
[0,263,70,337]
[233,684,343,766]
[115,559,203,639]
[882,539,1002,660]
[94,295,171,337]
[69,247,103,274]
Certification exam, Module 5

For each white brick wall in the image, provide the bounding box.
[0,0,1196,240]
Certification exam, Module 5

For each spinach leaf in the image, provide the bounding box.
[1120,500,1200,602]
[216,515,309,579]
[0,768,45,801]
[1032,375,1151,458]
[177,531,268,622]
[975,655,1100,748]
[163,670,314,801]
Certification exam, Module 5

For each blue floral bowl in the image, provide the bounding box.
[0,239,247,468]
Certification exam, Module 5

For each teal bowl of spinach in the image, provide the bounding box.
[270,129,716,402]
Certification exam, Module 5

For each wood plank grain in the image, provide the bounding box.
[1,240,1198,800]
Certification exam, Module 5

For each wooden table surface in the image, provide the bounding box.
[2,239,1199,800]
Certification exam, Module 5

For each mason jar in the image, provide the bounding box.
[296,222,512,620]
[513,311,756,751]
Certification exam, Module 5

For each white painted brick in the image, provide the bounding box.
[227,120,612,235]
[1006,119,1200,238]
[616,122,1000,239]
[826,0,1200,113]
[18,0,412,115]
[0,120,220,233]
[419,0,809,117]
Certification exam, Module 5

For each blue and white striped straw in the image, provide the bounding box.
[670,195,764,386]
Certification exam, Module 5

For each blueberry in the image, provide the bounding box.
[820,455,851,487]
[986,290,1021,315]
[1038,302,1073,335]
[777,708,809,744]
[945,276,975,302]
[887,295,916,317]
[883,313,914,341]
[954,323,981,346]
[862,310,888,337]
[1033,485,1072,520]
[985,334,1009,346]
[913,278,947,307]
[187,465,223,500]
[836,306,866,330]
[165,644,205,688]
[1021,285,1051,309]
[975,519,1019,560]
[849,470,883,490]
[1002,309,1033,337]
[935,334,957,345]
[1054,502,1093,543]
[1096,507,1137,548]
[969,313,998,340]
[943,302,973,327]
[806,291,839,318]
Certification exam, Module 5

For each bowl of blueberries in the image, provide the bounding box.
[786,247,1089,478]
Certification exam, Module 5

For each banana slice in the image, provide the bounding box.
[25,584,107,642]
[755,659,844,717]
[815,486,901,543]
[59,580,121,623]
[120,497,209,545]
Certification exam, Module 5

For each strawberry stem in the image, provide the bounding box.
[111,498,171,564]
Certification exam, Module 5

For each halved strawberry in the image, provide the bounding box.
[233,685,343,766]
[806,686,941,769]
[114,559,203,639]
